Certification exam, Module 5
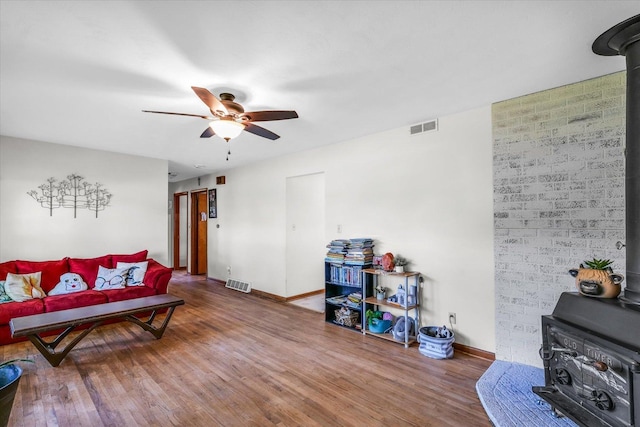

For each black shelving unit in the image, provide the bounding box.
[324,262,372,331]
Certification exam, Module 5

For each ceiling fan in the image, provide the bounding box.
[143,86,298,159]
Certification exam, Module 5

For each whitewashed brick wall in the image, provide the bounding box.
[492,72,627,366]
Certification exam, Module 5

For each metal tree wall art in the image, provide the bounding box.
[27,177,60,217]
[28,174,112,218]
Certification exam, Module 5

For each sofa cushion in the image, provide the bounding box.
[100,285,157,303]
[5,272,46,302]
[48,273,89,296]
[69,255,112,287]
[0,298,45,324]
[43,290,108,313]
[116,261,148,286]
[110,250,148,264]
[15,258,69,293]
[94,266,129,290]
[0,261,17,281]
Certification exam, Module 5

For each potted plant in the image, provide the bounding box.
[365,309,383,326]
[0,358,32,427]
[569,258,624,299]
[375,284,386,300]
[393,255,408,273]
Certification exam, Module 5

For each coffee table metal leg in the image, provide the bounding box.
[28,322,103,367]
[124,306,178,339]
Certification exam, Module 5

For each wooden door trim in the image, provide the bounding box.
[173,192,188,270]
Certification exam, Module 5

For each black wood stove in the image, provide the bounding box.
[534,294,640,426]
[533,14,640,427]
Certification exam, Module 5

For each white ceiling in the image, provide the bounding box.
[1,1,637,182]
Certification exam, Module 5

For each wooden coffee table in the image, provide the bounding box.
[10,294,184,367]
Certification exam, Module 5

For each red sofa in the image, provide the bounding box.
[0,250,172,345]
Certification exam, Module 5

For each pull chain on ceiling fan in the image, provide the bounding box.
[143,86,299,160]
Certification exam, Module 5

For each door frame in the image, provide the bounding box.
[172,191,188,270]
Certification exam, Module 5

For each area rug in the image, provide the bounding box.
[476,360,577,427]
[288,293,324,313]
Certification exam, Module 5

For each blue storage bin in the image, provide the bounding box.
[418,326,455,359]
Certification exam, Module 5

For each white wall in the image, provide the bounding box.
[0,135,169,265]
[170,106,496,353]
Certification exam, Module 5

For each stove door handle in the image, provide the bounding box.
[539,345,578,360]
[552,346,577,357]
[539,346,553,360]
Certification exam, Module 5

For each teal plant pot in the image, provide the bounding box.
[369,319,392,333]
[0,365,22,427]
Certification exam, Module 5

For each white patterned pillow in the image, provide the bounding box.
[94,266,130,290]
[116,261,148,286]
[0,281,13,303]
[49,272,89,296]
[5,272,46,301]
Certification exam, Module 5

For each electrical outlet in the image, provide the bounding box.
[337,224,342,233]
[449,312,457,325]
[227,266,231,275]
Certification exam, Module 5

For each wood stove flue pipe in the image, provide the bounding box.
[593,14,640,304]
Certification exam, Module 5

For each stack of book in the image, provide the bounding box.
[344,238,374,265]
[325,239,350,264]
[346,291,362,308]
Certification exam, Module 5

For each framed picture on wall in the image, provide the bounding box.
[208,189,217,218]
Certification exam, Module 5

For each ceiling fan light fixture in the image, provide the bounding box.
[209,119,245,141]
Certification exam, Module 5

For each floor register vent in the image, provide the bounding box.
[226,279,251,293]
[410,119,438,135]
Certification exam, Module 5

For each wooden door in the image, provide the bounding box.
[190,190,208,275]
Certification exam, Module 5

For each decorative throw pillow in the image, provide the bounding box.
[116,261,148,286]
[4,272,46,302]
[94,266,130,290]
[0,282,13,303]
[49,272,89,296]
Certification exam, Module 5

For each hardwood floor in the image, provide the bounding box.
[3,272,492,426]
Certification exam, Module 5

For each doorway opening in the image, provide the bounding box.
[173,192,188,270]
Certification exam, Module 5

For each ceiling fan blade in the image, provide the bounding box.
[142,110,212,120]
[240,110,298,122]
[191,86,228,116]
[244,123,280,140]
[200,127,215,138]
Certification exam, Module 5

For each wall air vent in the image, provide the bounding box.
[225,279,251,293]
[410,119,438,135]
